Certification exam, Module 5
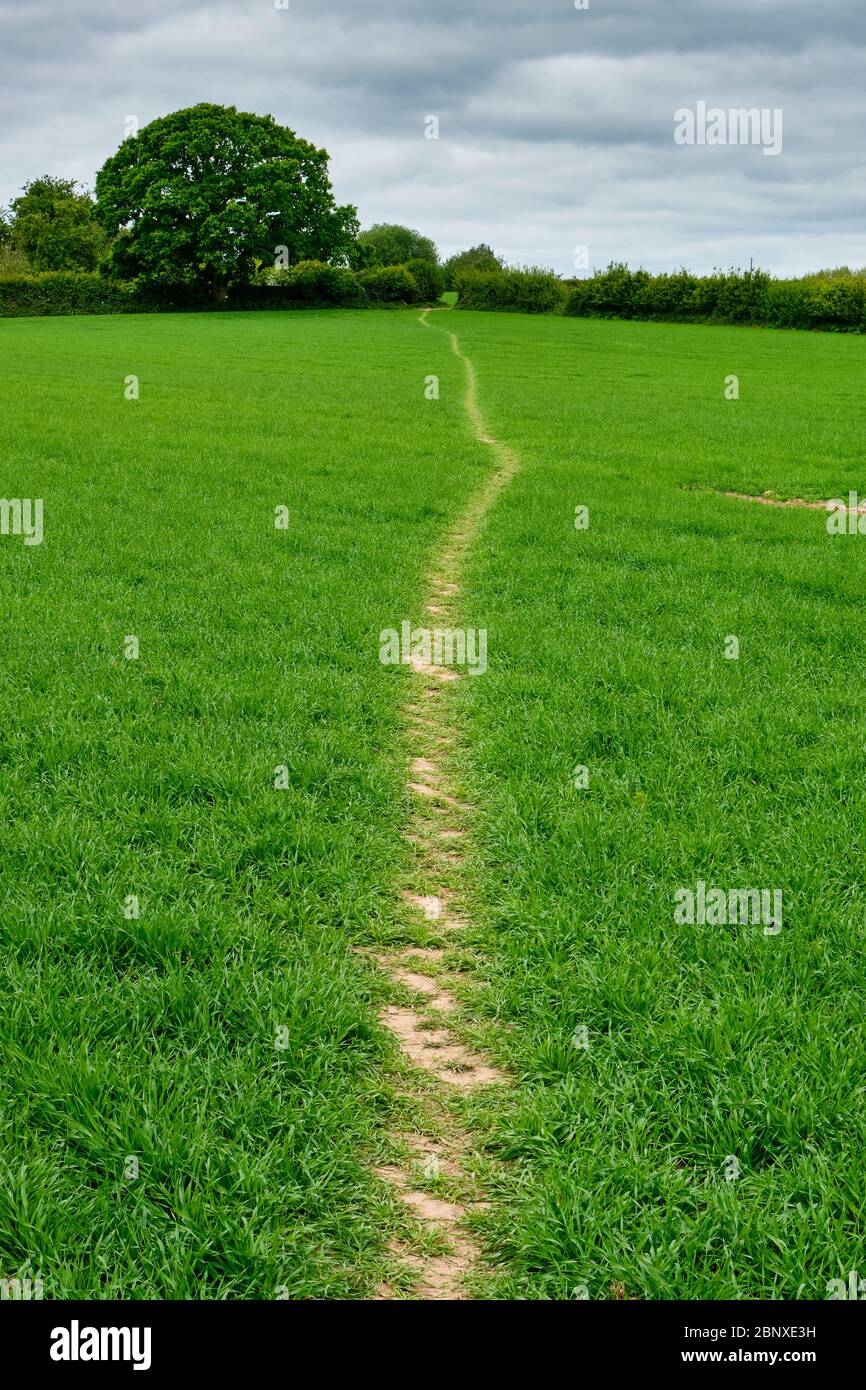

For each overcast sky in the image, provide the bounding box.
[1,0,863,276]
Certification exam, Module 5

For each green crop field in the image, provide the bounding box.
[447,311,866,1299]
[1,305,864,1300]
[0,309,482,1298]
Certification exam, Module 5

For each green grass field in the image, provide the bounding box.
[1,306,864,1299]
[446,311,866,1299]
[0,309,482,1297]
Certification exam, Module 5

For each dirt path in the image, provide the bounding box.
[714,489,866,514]
[367,309,519,1299]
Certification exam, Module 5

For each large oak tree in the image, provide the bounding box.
[95,103,358,296]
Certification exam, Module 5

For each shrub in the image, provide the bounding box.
[766,275,866,332]
[443,244,504,290]
[454,266,566,314]
[630,269,696,320]
[358,265,419,304]
[568,263,650,319]
[709,269,770,324]
[403,258,445,303]
[286,259,362,305]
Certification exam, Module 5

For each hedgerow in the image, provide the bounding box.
[0,261,425,316]
[763,274,866,331]
[0,272,138,317]
[564,264,866,332]
[6,260,861,332]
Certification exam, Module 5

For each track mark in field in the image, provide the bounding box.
[369,308,518,1300]
[711,489,866,513]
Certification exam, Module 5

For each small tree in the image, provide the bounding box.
[404,258,445,302]
[95,103,358,297]
[9,177,107,271]
[356,224,438,268]
[443,244,503,290]
[358,265,419,303]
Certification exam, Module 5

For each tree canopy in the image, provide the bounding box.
[442,243,504,288]
[95,103,358,295]
[9,176,107,271]
[356,223,438,268]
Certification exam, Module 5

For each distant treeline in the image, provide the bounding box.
[3,102,863,332]
[455,263,866,333]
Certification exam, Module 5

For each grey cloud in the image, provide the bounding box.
[0,0,863,275]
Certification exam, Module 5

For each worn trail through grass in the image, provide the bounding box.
[368,309,519,1299]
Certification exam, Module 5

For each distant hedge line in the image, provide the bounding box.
[0,258,447,317]
[451,263,866,332]
[563,265,866,332]
[5,260,865,333]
